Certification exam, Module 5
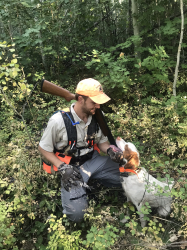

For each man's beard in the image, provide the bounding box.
[81,106,96,116]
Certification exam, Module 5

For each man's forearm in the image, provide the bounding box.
[98,141,110,154]
[38,145,63,168]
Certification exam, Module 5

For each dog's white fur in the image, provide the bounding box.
[116,137,174,227]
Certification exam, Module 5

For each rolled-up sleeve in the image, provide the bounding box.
[98,132,108,144]
[94,126,108,145]
[39,119,59,152]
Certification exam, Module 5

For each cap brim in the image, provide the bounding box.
[90,93,111,104]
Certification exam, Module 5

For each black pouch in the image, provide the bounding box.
[71,150,94,166]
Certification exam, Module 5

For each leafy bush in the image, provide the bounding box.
[47,215,83,250]
[82,224,119,250]
[0,200,18,250]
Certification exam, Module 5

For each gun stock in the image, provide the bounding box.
[41,79,75,102]
[41,79,117,146]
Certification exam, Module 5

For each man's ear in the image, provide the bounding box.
[78,95,84,104]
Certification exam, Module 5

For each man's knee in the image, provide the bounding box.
[63,196,88,223]
[66,205,86,222]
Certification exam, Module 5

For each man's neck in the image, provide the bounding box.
[73,102,89,123]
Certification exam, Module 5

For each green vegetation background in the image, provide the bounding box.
[1,0,187,249]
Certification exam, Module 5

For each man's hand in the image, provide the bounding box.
[107,145,127,165]
[58,163,83,191]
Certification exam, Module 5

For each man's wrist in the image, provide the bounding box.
[57,162,66,169]
[58,162,64,169]
[107,147,111,155]
[58,163,73,172]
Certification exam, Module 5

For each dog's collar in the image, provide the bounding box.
[119,167,140,178]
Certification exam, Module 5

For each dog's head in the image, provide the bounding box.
[116,137,140,170]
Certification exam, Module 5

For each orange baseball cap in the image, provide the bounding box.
[76,78,111,104]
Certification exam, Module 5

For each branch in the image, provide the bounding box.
[86,4,117,33]
[173,0,184,96]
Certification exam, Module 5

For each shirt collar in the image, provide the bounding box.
[70,103,92,125]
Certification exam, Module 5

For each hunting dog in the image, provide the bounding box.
[115,137,174,227]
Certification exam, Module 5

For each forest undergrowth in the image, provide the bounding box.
[1,9,187,247]
[1,73,187,249]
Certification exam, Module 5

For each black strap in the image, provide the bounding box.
[95,109,117,146]
[87,115,99,136]
[86,115,99,148]
[61,111,77,148]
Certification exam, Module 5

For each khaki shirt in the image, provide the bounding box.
[39,103,108,156]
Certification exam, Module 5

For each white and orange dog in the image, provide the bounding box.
[116,137,174,227]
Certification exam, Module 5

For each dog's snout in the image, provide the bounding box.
[123,158,127,165]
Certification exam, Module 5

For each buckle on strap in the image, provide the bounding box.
[87,139,94,149]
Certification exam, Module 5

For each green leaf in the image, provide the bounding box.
[87,233,94,239]
[82,240,87,245]
[20,83,26,91]
[11,59,17,64]
[10,68,18,78]
[39,200,45,208]
[20,1,33,8]
[129,205,135,212]
[131,230,136,235]
[95,242,101,248]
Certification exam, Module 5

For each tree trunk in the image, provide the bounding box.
[173,0,184,96]
[131,0,141,60]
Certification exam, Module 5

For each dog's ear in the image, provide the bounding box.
[132,152,140,167]
[125,144,129,151]
[124,152,140,170]
[123,145,131,160]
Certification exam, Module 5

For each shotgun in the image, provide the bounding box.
[41,79,117,146]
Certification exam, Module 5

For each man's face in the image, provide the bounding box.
[81,97,100,116]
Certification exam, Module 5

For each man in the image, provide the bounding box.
[39,78,125,222]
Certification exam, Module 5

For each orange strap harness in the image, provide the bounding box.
[119,166,139,178]
[43,144,100,174]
